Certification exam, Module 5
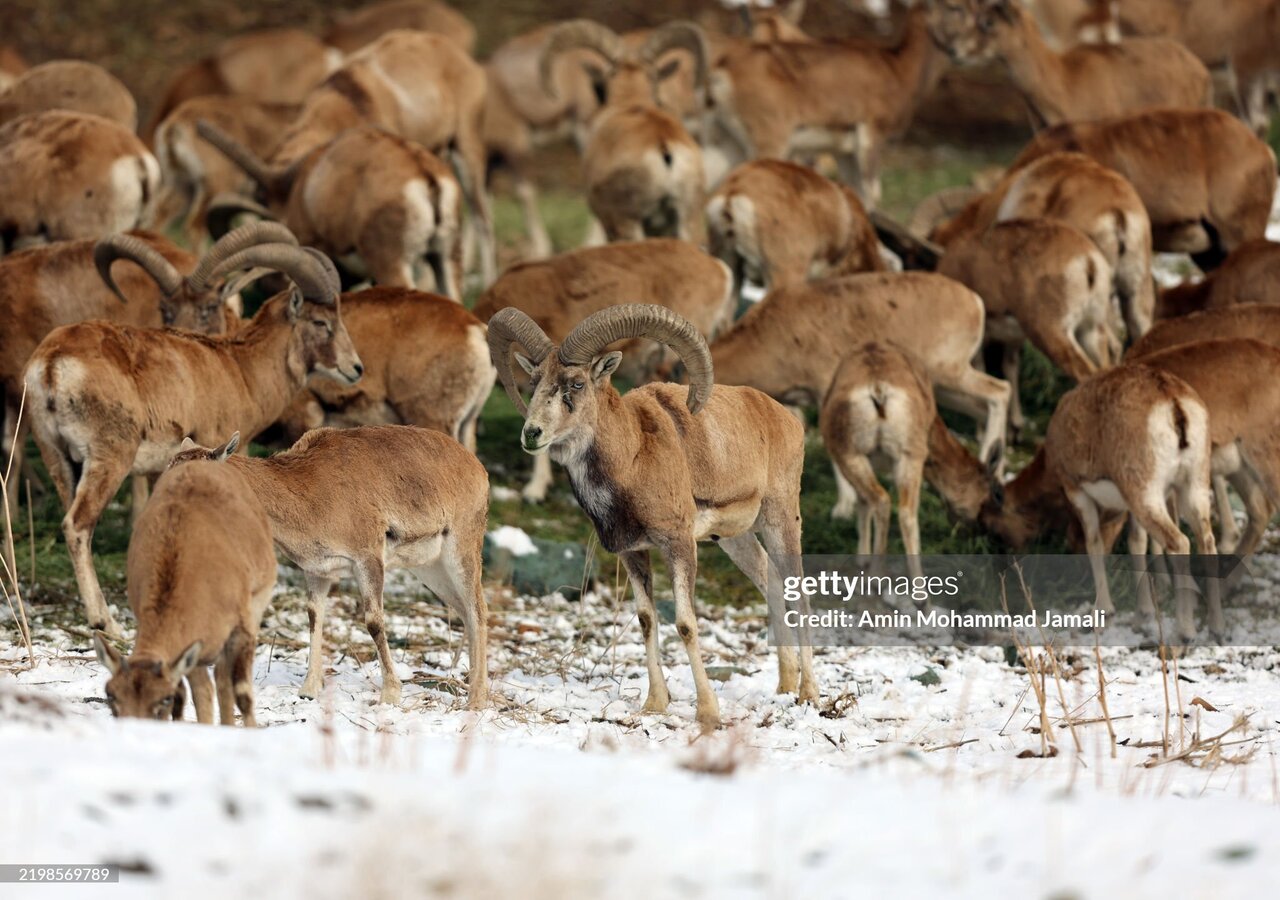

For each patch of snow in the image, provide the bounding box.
[488,525,538,556]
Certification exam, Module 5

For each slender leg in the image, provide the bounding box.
[1129,496,1195,641]
[718,533,800,696]
[1177,481,1221,636]
[1129,517,1155,618]
[523,453,554,503]
[896,455,926,586]
[214,656,236,725]
[515,178,551,259]
[299,573,334,699]
[129,475,150,528]
[1213,474,1241,554]
[659,537,720,729]
[934,369,1011,471]
[760,510,818,704]
[1000,341,1025,439]
[619,550,671,713]
[58,453,136,637]
[829,448,889,561]
[1228,469,1272,559]
[1067,488,1114,614]
[230,630,258,728]
[412,545,491,710]
[187,666,215,724]
[355,556,400,705]
[830,463,858,520]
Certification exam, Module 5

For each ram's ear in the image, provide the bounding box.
[287,286,304,321]
[94,631,125,675]
[170,641,203,682]
[215,432,240,461]
[515,353,536,376]
[590,351,623,384]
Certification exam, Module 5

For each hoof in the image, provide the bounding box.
[830,503,854,521]
[695,708,722,732]
[299,678,322,700]
[775,677,799,696]
[521,487,547,504]
[797,682,820,705]
[641,691,671,714]
[379,681,403,706]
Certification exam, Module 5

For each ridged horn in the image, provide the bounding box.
[539,20,622,98]
[487,308,554,415]
[204,191,276,242]
[93,234,183,302]
[908,186,980,239]
[204,243,338,306]
[188,220,299,292]
[302,247,342,294]
[560,304,713,414]
[640,22,709,90]
[195,119,287,192]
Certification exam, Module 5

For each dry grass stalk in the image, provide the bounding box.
[1011,563,1083,754]
[1093,642,1117,758]
[1000,572,1054,757]
[1142,714,1255,769]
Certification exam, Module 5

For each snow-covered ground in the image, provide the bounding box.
[3,551,1280,898]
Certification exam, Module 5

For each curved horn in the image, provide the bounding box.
[487,308,554,415]
[640,22,709,90]
[204,192,276,242]
[560,304,713,414]
[539,20,622,98]
[188,219,298,292]
[195,119,286,192]
[908,186,980,239]
[205,243,338,306]
[93,234,183,302]
[302,247,342,294]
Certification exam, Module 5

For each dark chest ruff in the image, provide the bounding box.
[567,448,649,554]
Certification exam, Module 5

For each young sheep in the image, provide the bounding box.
[489,304,817,729]
[707,158,885,303]
[169,425,490,708]
[823,343,999,577]
[93,453,276,725]
[200,123,464,297]
[937,218,1120,437]
[0,111,159,253]
[980,363,1218,639]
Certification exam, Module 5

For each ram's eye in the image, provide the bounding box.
[571,382,584,392]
